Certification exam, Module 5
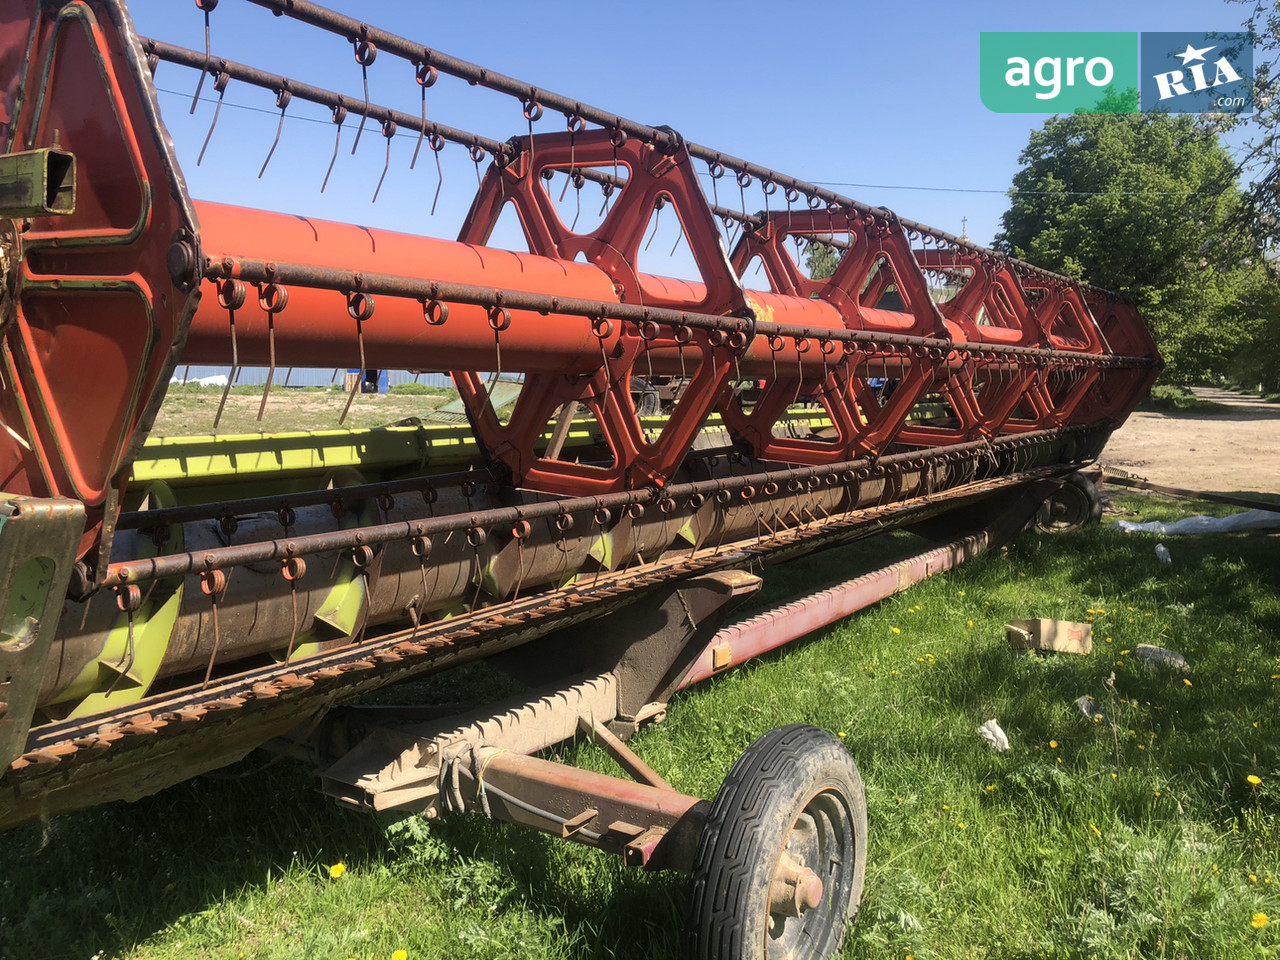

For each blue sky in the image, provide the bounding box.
[125,0,1253,257]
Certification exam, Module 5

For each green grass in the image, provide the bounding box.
[2,494,1278,959]
[1137,385,1230,414]
[149,384,454,436]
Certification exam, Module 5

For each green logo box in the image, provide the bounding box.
[981,33,1139,113]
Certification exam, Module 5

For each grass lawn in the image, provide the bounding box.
[2,493,1277,960]
[1137,385,1230,415]
[149,384,454,437]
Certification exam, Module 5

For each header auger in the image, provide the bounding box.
[0,3,1160,957]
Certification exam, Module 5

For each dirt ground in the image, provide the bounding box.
[1099,387,1280,499]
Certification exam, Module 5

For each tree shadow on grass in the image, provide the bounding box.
[0,751,686,960]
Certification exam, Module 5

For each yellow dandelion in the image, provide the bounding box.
[1183,679,1193,687]
[967,620,974,627]
[1120,650,1130,656]
[1089,823,1101,837]
[1253,913,1270,929]
[1105,637,1113,643]
[838,731,848,739]
[1251,874,1259,883]
[958,822,967,829]
[1049,740,1058,749]
[1057,757,1063,764]
[892,627,901,634]
[1111,772,1118,779]
[942,804,951,811]
[958,590,965,596]
[328,862,347,879]
[1138,744,1145,751]
[1087,608,1096,614]
[392,951,409,960]
[1154,791,1161,797]
[986,785,997,792]
[896,796,903,804]
[1248,775,1262,785]
[1212,864,1218,872]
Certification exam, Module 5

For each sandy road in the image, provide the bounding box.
[1098,388,1280,497]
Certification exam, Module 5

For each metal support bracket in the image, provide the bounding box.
[0,148,75,217]
[0,496,85,767]
[487,569,762,737]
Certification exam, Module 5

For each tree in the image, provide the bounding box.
[995,110,1273,384]
[1227,1,1280,243]
[804,238,840,281]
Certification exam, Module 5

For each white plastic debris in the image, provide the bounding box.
[1154,543,1172,564]
[1133,643,1189,674]
[1075,695,1108,724]
[1114,509,1280,535]
[169,373,229,387]
[978,718,1011,753]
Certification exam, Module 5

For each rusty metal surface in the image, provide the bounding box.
[100,426,1096,587]
[0,0,1165,843]
[683,533,995,687]
[467,747,708,872]
[1,458,1073,831]
[681,481,1054,686]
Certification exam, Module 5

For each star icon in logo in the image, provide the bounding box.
[1176,42,1214,64]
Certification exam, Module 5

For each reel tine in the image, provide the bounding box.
[321,103,347,193]
[258,85,292,179]
[196,71,230,166]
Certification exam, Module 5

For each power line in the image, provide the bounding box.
[156,88,1212,201]
[808,179,1204,198]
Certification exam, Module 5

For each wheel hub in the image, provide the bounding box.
[769,847,825,918]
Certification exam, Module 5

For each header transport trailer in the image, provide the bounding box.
[0,3,1159,957]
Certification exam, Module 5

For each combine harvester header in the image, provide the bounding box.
[0,2,1160,957]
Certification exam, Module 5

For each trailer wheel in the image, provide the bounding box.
[1036,472,1102,533]
[685,725,867,960]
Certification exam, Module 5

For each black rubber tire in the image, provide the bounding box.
[1035,471,1103,533]
[630,377,662,417]
[684,725,867,960]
